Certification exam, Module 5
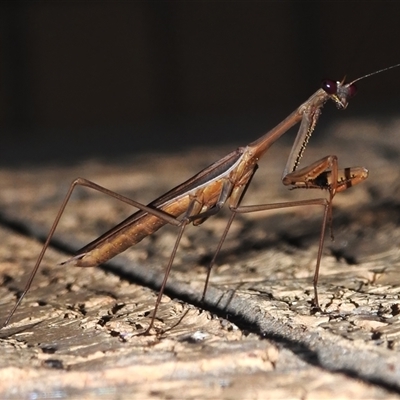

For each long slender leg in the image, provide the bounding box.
[144,219,189,334]
[197,195,332,307]
[143,198,205,334]
[2,177,183,328]
[231,154,366,308]
[200,158,359,305]
[233,197,331,309]
[312,195,331,308]
[201,211,236,301]
[200,159,340,305]
[198,167,258,301]
[72,178,181,225]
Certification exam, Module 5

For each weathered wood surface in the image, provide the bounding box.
[1,118,400,399]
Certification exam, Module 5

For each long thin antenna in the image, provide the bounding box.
[349,63,400,85]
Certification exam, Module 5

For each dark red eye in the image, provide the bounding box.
[321,79,337,95]
[347,83,357,98]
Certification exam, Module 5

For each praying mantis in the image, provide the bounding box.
[3,64,399,334]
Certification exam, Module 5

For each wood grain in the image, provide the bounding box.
[1,118,400,398]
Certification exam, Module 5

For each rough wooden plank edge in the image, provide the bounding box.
[102,252,400,393]
[2,211,400,395]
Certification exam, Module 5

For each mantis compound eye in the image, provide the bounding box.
[321,79,337,95]
[322,79,358,99]
[346,83,358,98]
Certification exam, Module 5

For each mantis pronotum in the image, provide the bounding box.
[3,64,399,334]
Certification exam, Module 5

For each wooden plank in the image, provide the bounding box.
[1,119,400,398]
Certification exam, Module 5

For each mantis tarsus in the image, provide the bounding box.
[3,64,400,334]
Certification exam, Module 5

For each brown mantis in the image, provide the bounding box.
[3,64,400,334]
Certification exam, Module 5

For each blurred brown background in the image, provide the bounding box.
[1,1,400,166]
